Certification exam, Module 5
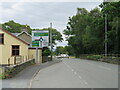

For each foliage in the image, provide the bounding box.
[64,2,120,57]
[2,20,32,34]
[0,72,10,79]
[64,45,74,56]
[86,55,103,60]
[42,47,51,56]
[54,46,67,55]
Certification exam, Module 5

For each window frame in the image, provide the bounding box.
[11,45,20,56]
[0,34,4,44]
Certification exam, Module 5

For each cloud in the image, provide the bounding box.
[0,0,103,2]
[0,2,102,46]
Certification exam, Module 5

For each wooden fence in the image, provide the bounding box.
[8,55,34,66]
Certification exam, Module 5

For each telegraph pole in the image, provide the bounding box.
[105,14,107,57]
[50,22,53,61]
[104,0,108,57]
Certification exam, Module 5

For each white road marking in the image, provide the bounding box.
[83,80,88,85]
[78,75,82,79]
[98,65,112,71]
[74,72,77,75]
[63,62,71,69]
[63,61,89,86]
[71,69,74,72]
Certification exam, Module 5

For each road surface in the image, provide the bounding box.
[1,60,61,88]
[31,58,118,88]
[1,58,119,88]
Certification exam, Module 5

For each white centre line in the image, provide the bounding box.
[78,75,82,79]
[63,61,88,86]
[71,69,74,72]
[74,72,77,75]
[83,80,88,85]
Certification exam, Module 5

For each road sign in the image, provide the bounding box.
[32,30,49,47]
[34,33,48,36]
[32,41,39,47]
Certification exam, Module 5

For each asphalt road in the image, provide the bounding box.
[31,58,118,88]
[1,58,119,88]
[1,60,61,88]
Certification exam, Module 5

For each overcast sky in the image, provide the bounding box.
[0,0,103,47]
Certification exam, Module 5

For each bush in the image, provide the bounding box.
[0,72,10,79]
[86,55,103,60]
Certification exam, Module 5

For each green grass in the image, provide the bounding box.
[86,55,103,60]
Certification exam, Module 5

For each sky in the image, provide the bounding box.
[0,0,103,47]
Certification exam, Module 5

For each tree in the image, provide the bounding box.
[64,45,74,56]
[64,1,120,57]
[100,1,120,54]
[2,20,32,34]
[54,46,67,55]
[42,47,51,56]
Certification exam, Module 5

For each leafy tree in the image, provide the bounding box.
[42,47,51,56]
[2,20,32,34]
[64,1,120,57]
[55,46,67,55]
[64,45,74,56]
[100,1,120,54]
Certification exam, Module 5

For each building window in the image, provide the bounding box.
[12,45,20,56]
[0,34,4,44]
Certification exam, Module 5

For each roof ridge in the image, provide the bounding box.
[0,27,29,45]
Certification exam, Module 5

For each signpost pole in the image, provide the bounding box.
[104,0,107,57]
[36,47,38,64]
[32,30,49,63]
[50,22,52,61]
[105,14,107,57]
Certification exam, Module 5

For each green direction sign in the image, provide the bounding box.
[34,33,48,36]
[32,41,39,47]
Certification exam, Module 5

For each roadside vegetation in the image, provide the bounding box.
[63,2,120,64]
[79,54,120,64]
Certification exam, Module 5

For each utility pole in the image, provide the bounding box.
[50,22,53,61]
[105,14,107,57]
[104,0,108,57]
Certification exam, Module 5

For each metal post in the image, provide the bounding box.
[41,41,42,48]
[50,22,53,61]
[105,14,107,57]
[36,47,38,64]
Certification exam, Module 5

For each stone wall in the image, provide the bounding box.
[0,59,35,79]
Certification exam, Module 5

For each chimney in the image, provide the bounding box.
[21,24,28,33]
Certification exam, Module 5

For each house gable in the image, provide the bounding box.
[0,27,29,45]
[17,31,32,44]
